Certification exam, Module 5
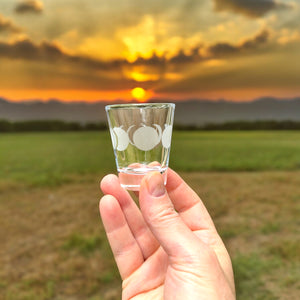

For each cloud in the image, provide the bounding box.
[0,14,22,33]
[134,29,270,66]
[208,30,270,56]
[0,28,271,85]
[0,39,60,60]
[277,28,300,45]
[0,38,126,72]
[0,38,165,73]
[213,0,293,18]
[15,0,43,14]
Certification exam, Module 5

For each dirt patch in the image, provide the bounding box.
[0,176,121,299]
[0,171,299,299]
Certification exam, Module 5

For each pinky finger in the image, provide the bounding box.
[99,195,144,279]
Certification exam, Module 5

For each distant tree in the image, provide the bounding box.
[1,120,300,132]
[175,120,300,131]
[0,120,13,132]
[84,122,107,130]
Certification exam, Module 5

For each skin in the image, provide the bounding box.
[99,169,236,300]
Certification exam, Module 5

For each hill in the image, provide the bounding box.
[0,97,300,125]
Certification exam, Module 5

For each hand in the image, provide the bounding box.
[99,169,235,300]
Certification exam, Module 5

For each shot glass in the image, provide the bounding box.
[105,103,175,191]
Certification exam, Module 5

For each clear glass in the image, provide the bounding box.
[105,103,175,191]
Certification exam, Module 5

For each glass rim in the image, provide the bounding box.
[105,102,175,111]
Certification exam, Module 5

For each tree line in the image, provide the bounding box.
[0,120,107,132]
[174,120,300,131]
[1,119,300,132]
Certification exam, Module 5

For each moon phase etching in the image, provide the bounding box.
[110,124,172,151]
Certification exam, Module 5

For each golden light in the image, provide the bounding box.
[129,71,160,82]
[131,87,147,102]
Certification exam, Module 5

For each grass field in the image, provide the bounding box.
[0,131,300,186]
[0,131,299,299]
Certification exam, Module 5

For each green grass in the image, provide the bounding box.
[172,131,300,171]
[233,253,279,300]
[0,131,299,299]
[0,131,300,186]
[0,131,114,186]
[62,233,103,256]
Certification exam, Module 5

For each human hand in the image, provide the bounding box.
[99,169,235,300]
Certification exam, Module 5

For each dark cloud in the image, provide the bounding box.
[0,14,21,33]
[140,30,269,66]
[0,39,126,71]
[213,0,293,18]
[0,39,61,60]
[208,29,270,56]
[241,30,269,49]
[169,47,203,64]
[132,52,166,67]
[15,0,43,14]
[0,29,271,83]
[0,38,165,72]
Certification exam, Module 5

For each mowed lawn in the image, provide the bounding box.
[0,131,299,300]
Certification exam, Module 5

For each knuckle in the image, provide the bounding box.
[148,204,178,226]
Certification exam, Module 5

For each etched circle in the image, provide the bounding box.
[133,126,160,151]
[162,125,172,148]
[113,127,129,151]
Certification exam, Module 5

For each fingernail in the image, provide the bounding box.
[146,172,166,197]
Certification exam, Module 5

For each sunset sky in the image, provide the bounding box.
[0,0,299,102]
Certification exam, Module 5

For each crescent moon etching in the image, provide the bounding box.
[162,125,172,148]
[112,127,129,151]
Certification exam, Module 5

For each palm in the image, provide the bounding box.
[100,169,235,300]
[123,246,167,299]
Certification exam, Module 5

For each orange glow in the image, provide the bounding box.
[122,65,161,82]
[129,71,160,82]
[131,87,147,102]
[0,88,299,103]
[153,88,300,102]
[0,89,138,102]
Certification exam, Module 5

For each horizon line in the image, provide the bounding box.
[1,95,300,105]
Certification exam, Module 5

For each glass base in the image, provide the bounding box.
[118,165,168,191]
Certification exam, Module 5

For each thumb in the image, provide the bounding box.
[139,172,201,259]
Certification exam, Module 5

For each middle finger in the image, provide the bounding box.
[101,174,159,259]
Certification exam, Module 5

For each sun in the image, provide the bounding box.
[131,87,147,102]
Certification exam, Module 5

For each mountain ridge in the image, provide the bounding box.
[0,97,300,125]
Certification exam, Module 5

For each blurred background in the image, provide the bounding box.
[0,1,299,299]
